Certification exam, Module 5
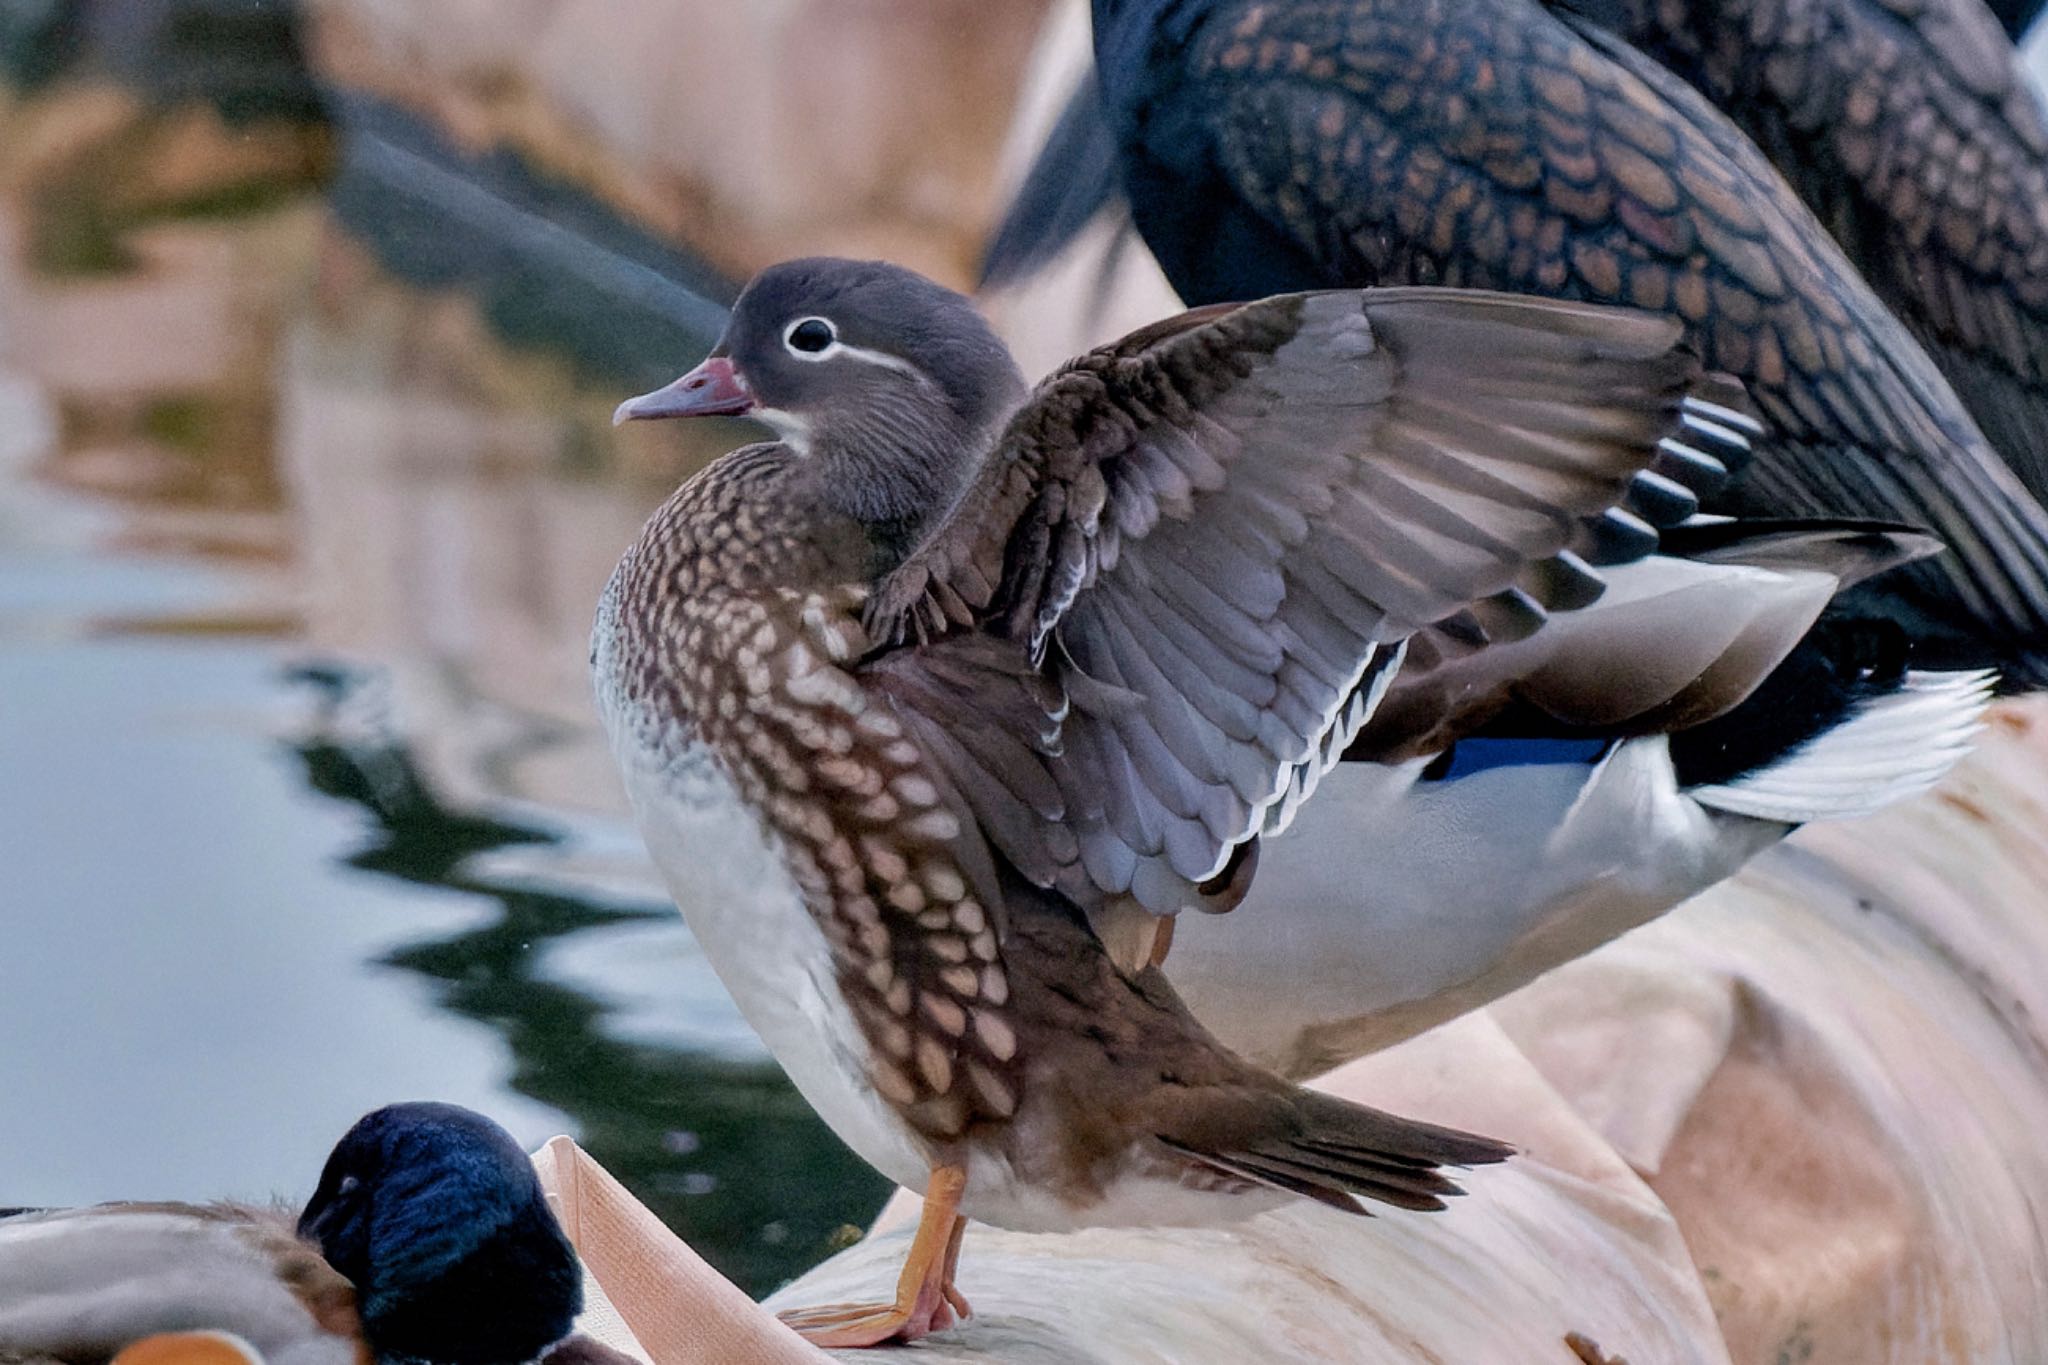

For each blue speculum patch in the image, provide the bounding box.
[1428,736,1613,782]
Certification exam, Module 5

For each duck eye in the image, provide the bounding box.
[786,318,836,355]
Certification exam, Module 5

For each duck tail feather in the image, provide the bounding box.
[1157,1090,1512,1216]
[1689,668,1994,823]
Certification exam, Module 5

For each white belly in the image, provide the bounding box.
[1166,741,1784,1073]
[595,686,932,1195]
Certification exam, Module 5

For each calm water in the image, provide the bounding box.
[0,3,885,1295]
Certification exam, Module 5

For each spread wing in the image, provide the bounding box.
[1100,0,2048,682]
[862,287,1732,944]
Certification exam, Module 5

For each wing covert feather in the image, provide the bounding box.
[1555,0,2048,500]
[867,287,1726,926]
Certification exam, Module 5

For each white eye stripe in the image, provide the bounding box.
[835,343,924,379]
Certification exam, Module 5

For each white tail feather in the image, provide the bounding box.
[1689,670,1994,823]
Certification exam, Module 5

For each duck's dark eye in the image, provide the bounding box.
[787,318,836,354]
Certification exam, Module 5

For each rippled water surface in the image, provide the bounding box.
[0,3,885,1295]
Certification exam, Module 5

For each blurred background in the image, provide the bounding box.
[0,0,1066,1297]
[3,0,2045,1304]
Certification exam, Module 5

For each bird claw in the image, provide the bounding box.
[776,1290,961,1347]
[773,1168,974,1347]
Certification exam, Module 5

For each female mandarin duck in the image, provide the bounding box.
[599,257,1987,1345]
[0,1104,627,1365]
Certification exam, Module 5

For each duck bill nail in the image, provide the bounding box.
[612,357,755,425]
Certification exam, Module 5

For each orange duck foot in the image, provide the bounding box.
[776,1165,972,1348]
[776,1291,961,1348]
[111,1334,266,1365]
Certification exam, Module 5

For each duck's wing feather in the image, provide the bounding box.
[865,287,1719,930]
[1349,519,1943,762]
[0,1205,359,1365]
[979,74,1127,291]
[1558,2,2048,523]
[1100,0,2048,682]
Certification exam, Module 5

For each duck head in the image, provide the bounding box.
[298,1103,581,1365]
[615,257,1027,548]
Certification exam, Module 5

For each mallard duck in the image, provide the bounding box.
[993,0,2048,686]
[1548,0,2048,510]
[0,1103,627,1365]
[1003,1,2048,512]
[596,257,1986,1345]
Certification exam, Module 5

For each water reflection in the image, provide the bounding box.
[325,90,731,393]
[0,0,885,1296]
[289,665,886,1293]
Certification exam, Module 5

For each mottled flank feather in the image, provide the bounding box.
[601,458,1023,1143]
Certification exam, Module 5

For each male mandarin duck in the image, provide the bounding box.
[991,0,2048,687]
[597,257,1988,1345]
[0,1104,628,1365]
